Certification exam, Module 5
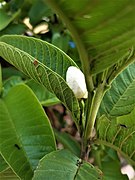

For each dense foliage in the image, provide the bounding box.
[0,0,135,179]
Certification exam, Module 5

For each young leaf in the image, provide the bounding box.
[99,63,135,117]
[33,149,103,180]
[0,84,56,179]
[96,116,135,166]
[0,35,80,126]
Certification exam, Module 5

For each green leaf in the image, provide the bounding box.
[3,77,60,106]
[54,129,81,157]
[2,76,23,97]
[26,80,60,106]
[8,0,25,12]
[0,35,80,126]
[0,9,20,31]
[96,116,135,166]
[0,35,76,79]
[0,63,2,95]
[0,23,26,36]
[99,63,135,116]
[0,168,20,180]
[0,84,56,179]
[102,161,128,180]
[117,107,135,127]
[52,32,70,52]
[33,149,103,180]
[29,0,52,25]
[44,0,135,74]
[100,148,128,180]
[0,154,8,173]
[2,67,26,80]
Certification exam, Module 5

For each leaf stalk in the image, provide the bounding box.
[84,82,106,141]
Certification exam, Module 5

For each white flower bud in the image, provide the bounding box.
[66,66,88,99]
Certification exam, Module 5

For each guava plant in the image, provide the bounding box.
[0,0,135,179]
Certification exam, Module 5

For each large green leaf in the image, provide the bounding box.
[96,116,135,166]
[99,63,135,117]
[0,84,56,179]
[0,35,76,81]
[44,0,135,75]
[0,35,80,125]
[33,149,103,180]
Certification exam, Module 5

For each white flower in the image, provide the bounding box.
[66,66,88,99]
